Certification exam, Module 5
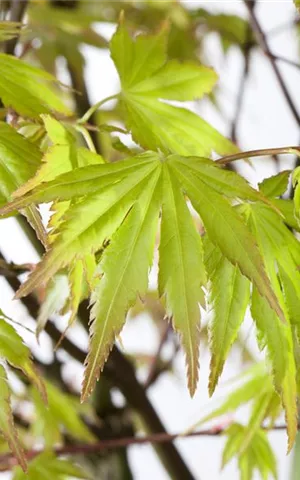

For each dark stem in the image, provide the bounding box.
[244,0,300,127]
[4,0,28,55]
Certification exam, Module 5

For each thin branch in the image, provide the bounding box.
[271,54,300,71]
[244,0,300,127]
[0,423,291,471]
[217,146,300,165]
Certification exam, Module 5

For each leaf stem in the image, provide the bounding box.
[78,94,119,125]
[217,147,300,165]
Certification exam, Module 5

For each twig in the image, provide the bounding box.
[0,423,291,471]
[244,0,300,127]
[217,146,300,165]
[230,40,251,143]
[271,54,300,71]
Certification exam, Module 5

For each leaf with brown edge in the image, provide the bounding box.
[158,163,206,396]
[81,164,162,401]
[169,159,285,324]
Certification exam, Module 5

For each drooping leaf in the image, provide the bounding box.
[169,158,285,322]
[158,163,206,395]
[13,452,88,480]
[82,163,161,400]
[247,203,299,450]
[0,122,47,246]
[0,318,46,401]
[110,20,237,156]
[0,364,26,472]
[205,240,250,395]
[0,54,71,118]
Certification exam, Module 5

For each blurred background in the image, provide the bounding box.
[1,1,299,479]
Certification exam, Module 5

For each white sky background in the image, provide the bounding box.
[0,1,300,479]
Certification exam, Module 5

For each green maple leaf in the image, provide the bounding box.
[246,202,300,450]
[222,424,277,480]
[0,122,47,246]
[0,54,71,118]
[205,239,250,396]
[0,151,283,399]
[110,19,237,156]
[0,316,46,402]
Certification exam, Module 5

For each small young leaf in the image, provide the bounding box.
[13,452,88,480]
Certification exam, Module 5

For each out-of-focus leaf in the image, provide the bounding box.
[0,122,47,246]
[0,21,23,41]
[0,318,46,401]
[222,424,277,480]
[13,452,88,480]
[0,54,71,118]
[0,364,26,472]
[31,381,94,446]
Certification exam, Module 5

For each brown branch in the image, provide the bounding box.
[0,423,291,471]
[244,0,300,127]
[4,0,28,55]
[217,146,300,165]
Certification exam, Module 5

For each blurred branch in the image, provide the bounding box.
[244,0,300,127]
[0,423,293,471]
[4,0,28,54]
[230,39,251,143]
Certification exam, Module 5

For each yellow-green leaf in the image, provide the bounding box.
[82,163,162,400]
[158,163,206,395]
